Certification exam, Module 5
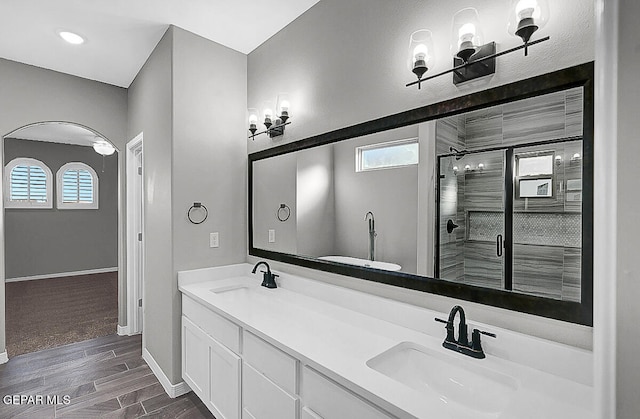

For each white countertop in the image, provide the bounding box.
[178,264,594,419]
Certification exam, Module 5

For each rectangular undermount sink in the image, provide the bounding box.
[210,284,251,294]
[366,342,519,415]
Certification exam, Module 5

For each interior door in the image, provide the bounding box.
[437,150,506,290]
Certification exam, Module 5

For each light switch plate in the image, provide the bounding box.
[210,232,219,248]
[268,229,275,243]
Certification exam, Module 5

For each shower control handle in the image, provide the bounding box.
[496,234,503,257]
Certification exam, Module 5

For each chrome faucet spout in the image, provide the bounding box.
[364,211,376,261]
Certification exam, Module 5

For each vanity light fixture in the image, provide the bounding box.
[248,94,292,140]
[407,0,550,89]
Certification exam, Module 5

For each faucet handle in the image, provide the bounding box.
[471,328,496,352]
[434,317,448,324]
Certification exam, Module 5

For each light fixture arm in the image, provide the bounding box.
[249,121,292,140]
[406,36,549,88]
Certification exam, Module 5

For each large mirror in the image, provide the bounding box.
[249,63,593,325]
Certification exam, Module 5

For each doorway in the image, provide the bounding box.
[3,122,120,356]
[126,133,144,335]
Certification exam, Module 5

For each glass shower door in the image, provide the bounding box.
[438,150,506,290]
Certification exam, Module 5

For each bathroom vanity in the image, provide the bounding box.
[179,263,593,419]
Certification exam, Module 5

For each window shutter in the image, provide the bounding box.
[10,164,48,203]
[62,169,94,204]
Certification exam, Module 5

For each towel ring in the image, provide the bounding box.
[188,202,208,224]
[276,203,290,222]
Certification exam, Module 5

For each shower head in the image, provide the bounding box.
[449,147,468,160]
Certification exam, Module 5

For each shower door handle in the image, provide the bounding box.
[496,234,503,257]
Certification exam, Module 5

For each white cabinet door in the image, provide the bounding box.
[208,336,242,419]
[182,316,210,402]
[302,366,394,419]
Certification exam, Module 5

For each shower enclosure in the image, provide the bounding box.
[436,139,583,302]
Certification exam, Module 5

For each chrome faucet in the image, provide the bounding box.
[364,211,376,261]
[435,305,496,359]
[251,261,278,289]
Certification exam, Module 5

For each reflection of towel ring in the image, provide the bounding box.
[188,202,208,224]
[276,203,290,222]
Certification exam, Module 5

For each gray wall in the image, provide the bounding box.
[296,145,335,257]
[128,26,247,385]
[247,0,595,348]
[334,126,419,273]
[127,28,175,382]
[0,58,128,357]
[4,138,118,279]
[253,153,297,253]
[608,0,640,417]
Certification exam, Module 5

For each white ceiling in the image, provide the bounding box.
[8,123,104,148]
[0,0,320,88]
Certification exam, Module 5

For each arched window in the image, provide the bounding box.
[4,158,53,208]
[56,162,99,209]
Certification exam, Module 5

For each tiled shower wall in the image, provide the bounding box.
[438,87,584,302]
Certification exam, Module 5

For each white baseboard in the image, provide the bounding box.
[5,267,118,283]
[142,347,191,398]
[0,351,8,364]
[117,324,131,336]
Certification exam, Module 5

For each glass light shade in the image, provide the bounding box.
[407,30,435,80]
[93,140,115,156]
[451,8,484,62]
[248,108,259,125]
[262,100,275,128]
[507,0,549,43]
[248,108,259,133]
[276,94,291,122]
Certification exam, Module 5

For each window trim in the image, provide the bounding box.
[56,162,99,210]
[355,137,419,172]
[4,157,53,209]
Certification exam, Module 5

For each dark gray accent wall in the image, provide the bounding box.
[4,138,118,279]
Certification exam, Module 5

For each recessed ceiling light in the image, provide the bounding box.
[58,31,85,45]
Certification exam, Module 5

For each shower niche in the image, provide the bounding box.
[437,88,584,302]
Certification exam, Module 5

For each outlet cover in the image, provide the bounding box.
[210,232,219,248]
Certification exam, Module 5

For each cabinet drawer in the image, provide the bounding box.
[301,406,324,419]
[243,330,297,394]
[302,366,393,419]
[183,295,240,353]
[243,362,298,419]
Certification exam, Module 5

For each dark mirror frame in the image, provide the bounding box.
[249,62,593,326]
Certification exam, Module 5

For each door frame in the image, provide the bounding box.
[125,133,144,335]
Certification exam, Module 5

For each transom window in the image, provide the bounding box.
[4,158,53,208]
[356,138,419,172]
[56,162,99,209]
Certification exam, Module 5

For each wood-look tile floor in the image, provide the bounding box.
[0,334,215,418]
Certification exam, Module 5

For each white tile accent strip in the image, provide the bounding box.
[5,267,118,282]
[142,347,191,398]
